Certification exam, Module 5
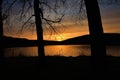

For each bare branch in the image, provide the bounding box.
[4,0,17,14]
[45,20,58,34]
[42,15,64,23]
[20,0,33,20]
[26,0,33,12]
[79,0,84,14]
[17,15,34,34]
[20,1,26,20]
[40,2,58,14]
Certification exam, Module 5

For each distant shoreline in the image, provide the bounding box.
[2,33,120,48]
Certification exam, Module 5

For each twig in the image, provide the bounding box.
[4,0,17,14]
[17,15,34,34]
[42,15,64,23]
[45,20,58,34]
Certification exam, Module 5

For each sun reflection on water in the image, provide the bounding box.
[45,45,91,57]
[4,45,91,57]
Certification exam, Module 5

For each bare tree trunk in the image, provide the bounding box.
[34,0,45,58]
[0,0,4,58]
[84,0,106,78]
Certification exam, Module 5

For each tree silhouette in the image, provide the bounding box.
[0,0,3,57]
[84,0,106,59]
[33,0,65,57]
[84,0,107,78]
[63,0,106,57]
[34,0,45,57]
[15,0,65,58]
[0,0,18,58]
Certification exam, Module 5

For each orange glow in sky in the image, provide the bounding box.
[56,36,63,41]
[3,1,120,41]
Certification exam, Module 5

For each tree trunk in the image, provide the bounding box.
[0,0,4,57]
[34,0,45,58]
[84,0,107,78]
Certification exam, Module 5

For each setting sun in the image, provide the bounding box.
[56,35,63,41]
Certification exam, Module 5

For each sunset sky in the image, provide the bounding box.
[3,0,120,41]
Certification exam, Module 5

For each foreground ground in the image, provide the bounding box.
[1,56,120,79]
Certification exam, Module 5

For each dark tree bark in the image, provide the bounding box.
[84,0,106,57]
[0,0,4,57]
[34,0,45,58]
[84,0,107,78]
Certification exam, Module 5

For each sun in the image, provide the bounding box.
[56,35,63,41]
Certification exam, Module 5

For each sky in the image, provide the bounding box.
[3,0,120,41]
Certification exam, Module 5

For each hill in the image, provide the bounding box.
[62,33,120,45]
[2,33,120,47]
[2,36,60,47]
[3,36,37,47]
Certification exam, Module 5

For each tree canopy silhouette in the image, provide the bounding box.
[84,0,106,58]
[12,0,65,57]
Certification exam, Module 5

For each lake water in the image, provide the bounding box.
[4,45,120,57]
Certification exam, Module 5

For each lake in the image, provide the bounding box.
[4,45,120,57]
